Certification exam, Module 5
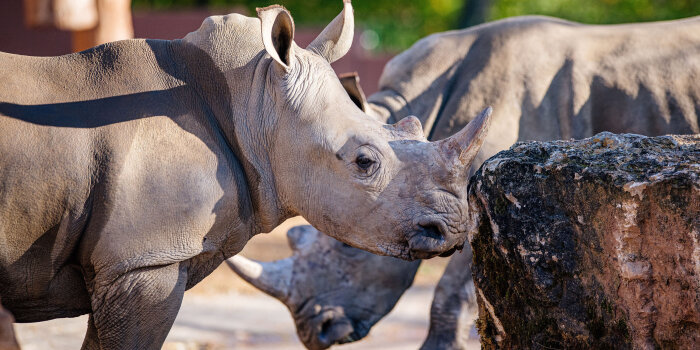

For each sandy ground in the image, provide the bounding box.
[13,217,480,349]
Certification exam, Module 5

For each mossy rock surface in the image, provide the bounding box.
[468,132,700,349]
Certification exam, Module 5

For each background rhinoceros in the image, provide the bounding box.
[229,14,700,350]
[0,1,494,349]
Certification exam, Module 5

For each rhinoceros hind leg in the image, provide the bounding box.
[85,263,187,350]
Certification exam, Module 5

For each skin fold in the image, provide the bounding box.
[230,14,700,350]
[0,1,494,349]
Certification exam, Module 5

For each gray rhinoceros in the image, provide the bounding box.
[228,14,700,350]
[0,1,494,349]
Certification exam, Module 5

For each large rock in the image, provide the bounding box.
[468,132,699,349]
[0,300,19,350]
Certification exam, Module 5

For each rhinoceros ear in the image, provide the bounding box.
[257,5,295,68]
[307,0,354,63]
[339,72,367,112]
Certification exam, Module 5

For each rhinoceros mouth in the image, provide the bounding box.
[295,300,376,349]
[318,316,371,347]
[336,320,370,344]
[438,242,464,257]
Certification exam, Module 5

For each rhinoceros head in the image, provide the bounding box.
[227,225,420,349]
[187,1,492,259]
[258,2,492,259]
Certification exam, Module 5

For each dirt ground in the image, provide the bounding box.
[13,217,480,349]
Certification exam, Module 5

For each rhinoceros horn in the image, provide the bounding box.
[226,255,293,300]
[307,0,354,63]
[439,106,493,166]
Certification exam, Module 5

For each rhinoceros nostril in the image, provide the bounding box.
[418,223,444,240]
[320,318,333,336]
[318,317,354,347]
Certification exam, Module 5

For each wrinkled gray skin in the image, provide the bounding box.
[0,2,494,349]
[229,15,700,350]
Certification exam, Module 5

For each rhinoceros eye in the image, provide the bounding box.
[355,154,374,170]
[350,146,380,178]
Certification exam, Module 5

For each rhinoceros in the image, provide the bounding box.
[228,15,700,349]
[0,1,494,348]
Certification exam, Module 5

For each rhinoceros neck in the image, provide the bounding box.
[233,57,295,233]
[175,18,291,235]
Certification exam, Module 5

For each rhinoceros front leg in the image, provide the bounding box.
[82,262,187,350]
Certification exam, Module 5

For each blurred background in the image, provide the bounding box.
[2,0,699,94]
[2,0,699,349]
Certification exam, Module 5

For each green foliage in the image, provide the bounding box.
[491,0,700,25]
[132,0,700,52]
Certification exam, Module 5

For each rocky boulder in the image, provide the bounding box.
[0,300,19,350]
[468,132,699,349]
